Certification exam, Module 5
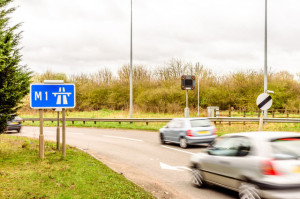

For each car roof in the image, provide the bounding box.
[222,131,300,141]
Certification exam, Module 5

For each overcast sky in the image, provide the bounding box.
[10,0,300,77]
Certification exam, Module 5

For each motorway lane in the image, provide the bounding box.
[17,126,236,199]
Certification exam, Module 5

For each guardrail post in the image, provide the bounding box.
[272,110,275,118]
[287,110,289,118]
[243,110,246,126]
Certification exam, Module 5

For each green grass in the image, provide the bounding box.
[21,120,300,137]
[19,109,181,119]
[19,109,300,119]
[22,121,164,132]
[0,135,154,199]
[19,110,300,134]
[216,123,300,136]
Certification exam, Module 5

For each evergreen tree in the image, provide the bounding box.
[0,0,31,133]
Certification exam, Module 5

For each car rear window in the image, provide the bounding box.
[271,137,300,160]
[190,119,211,127]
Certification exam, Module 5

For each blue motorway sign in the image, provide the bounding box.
[30,84,76,109]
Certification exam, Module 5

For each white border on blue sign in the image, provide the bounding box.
[30,83,76,109]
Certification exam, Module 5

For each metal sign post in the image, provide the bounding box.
[30,81,75,159]
[256,93,273,131]
[258,110,264,131]
[62,108,66,157]
[55,109,62,150]
[185,90,189,118]
[181,75,195,118]
[39,109,44,159]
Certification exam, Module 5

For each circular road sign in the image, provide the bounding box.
[256,93,272,110]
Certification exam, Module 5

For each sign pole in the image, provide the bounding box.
[30,81,75,158]
[264,0,268,119]
[39,109,44,159]
[258,110,264,131]
[62,108,66,157]
[184,90,189,118]
[197,76,199,117]
[256,93,273,131]
[56,111,60,150]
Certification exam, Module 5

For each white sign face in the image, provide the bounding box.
[256,93,272,110]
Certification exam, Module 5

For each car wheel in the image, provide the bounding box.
[17,128,21,133]
[160,134,165,145]
[191,168,205,188]
[239,182,261,199]
[179,137,188,148]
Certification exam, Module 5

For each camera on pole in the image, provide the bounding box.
[181,75,195,118]
[181,75,195,90]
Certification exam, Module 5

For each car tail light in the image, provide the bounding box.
[186,130,193,137]
[261,160,281,176]
[213,128,217,136]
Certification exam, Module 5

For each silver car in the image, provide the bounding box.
[190,131,300,199]
[159,118,217,148]
[7,116,22,133]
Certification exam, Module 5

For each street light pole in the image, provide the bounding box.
[198,76,199,117]
[264,0,268,118]
[129,0,133,118]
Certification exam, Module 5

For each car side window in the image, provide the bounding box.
[174,120,184,128]
[167,120,177,128]
[208,137,251,157]
[167,119,184,128]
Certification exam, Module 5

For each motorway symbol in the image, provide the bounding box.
[30,84,76,109]
[52,87,72,105]
[256,93,272,110]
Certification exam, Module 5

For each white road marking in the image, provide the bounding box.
[161,146,196,155]
[176,166,192,171]
[160,162,183,171]
[103,135,143,142]
[160,162,191,171]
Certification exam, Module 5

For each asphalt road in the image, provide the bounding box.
[17,126,237,199]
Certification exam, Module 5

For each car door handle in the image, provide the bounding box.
[219,160,230,165]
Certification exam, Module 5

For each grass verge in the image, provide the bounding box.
[21,121,300,136]
[0,135,154,199]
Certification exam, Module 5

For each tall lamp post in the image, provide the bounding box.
[264,0,268,118]
[129,0,133,118]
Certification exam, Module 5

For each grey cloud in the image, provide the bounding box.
[9,0,300,76]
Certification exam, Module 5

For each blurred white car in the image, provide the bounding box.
[190,131,300,199]
[159,118,217,148]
